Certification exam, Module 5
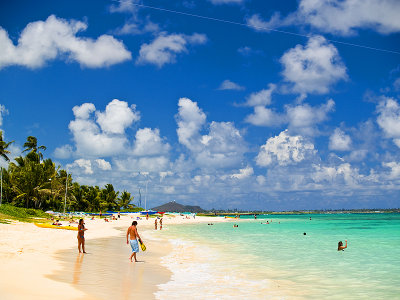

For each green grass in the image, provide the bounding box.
[0,204,50,223]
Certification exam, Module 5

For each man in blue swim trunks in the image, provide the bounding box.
[126,221,142,262]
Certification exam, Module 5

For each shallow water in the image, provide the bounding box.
[157,214,400,299]
[51,227,171,300]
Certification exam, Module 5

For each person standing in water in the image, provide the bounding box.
[127,221,142,262]
[338,240,348,251]
[77,219,88,253]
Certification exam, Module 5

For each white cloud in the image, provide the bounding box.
[312,163,361,186]
[95,159,112,171]
[132,128,170,156]
[382,162,400,179]
[0,15,131,69]
[295,0,400,36]
[245,84,276,107]
[68,159,93,174]
[246,0,400,36]
[376,97,400,145]
[0,104,8,126]
[136,32,207,67]
[177,98,247,169]
[53,144,74,159]
[176,97,206,151]
[280,36,347,95]
[218,80,245,91]
[231,166,254,179]
[245,106,285,127]
[209,0,244,4]
[329,128,352,151]
[68,100,138,157]
[286,99,335,136]
[72,103,96,119]
[256,130,316,166]
[96,99,140,134]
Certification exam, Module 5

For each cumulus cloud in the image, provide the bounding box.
[376,97,400,147]
[136,32,207,67]
[286,99,335,136]
[231,166,254,179]
[312,163,361,186]
[280,36,347,95]
[68,100,139,157]
[0,104,8,126]
[176,97,206,151]
[245,94,335,136]
[53,144,74,159]
[246,0,400,36]
[67,159,93,174]
[95,159,112,171]
[218,80,245,91]
[0,15,131,69]
[132,128,170,156]
[244,84,285,127]
[256,130,316,166]
[245,106,285,127]
[329,128,352,151]
[177,98,247,168]
[382,162,400,179]
[96,99,140,134]
[244,84,276,107]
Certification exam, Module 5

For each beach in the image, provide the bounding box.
[0,214,228,300]
[1,213,400,299]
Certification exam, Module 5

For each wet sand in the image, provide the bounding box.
[51,227,172,300]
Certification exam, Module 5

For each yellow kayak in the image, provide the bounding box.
[34,223,78,231]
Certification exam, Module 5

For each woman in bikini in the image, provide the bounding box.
[77,219,88,253]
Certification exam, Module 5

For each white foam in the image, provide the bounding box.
[155,238,287,300]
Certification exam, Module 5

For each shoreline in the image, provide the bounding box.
[0,214,229,299]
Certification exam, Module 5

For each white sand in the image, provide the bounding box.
[0,214,228,300]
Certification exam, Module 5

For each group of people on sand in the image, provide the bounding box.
[154,218,163,230]
[76,217,145,263]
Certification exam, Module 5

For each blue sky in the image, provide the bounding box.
[1,0,400,210]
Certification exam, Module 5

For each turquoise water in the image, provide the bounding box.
[160,214,400,299]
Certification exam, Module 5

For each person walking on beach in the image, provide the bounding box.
[127,221,142,262]
[160,218,163,230]
[155,218,158,230]
[77,219,88,253]
[338,240,348,251]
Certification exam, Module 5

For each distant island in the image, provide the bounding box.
[152,201,206,213]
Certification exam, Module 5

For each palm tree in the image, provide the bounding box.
[118,191,133,210]
[0,131,13,205]
[0,131,13,162]
[22,136,46,162]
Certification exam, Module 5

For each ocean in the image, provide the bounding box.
[155,213,400,299]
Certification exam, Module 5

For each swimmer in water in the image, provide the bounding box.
[338,240,347,251]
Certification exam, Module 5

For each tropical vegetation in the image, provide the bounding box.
[0,132,137,212]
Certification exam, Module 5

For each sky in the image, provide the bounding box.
[0,0,400,211]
